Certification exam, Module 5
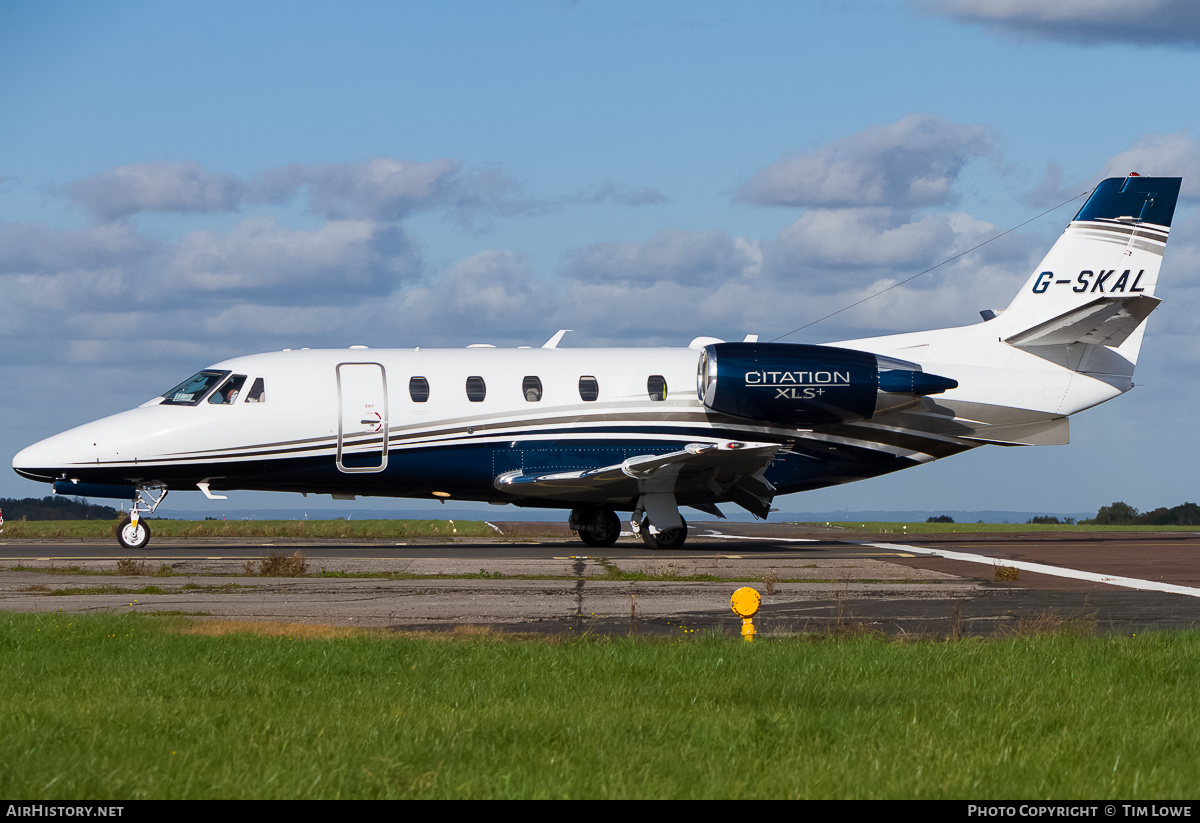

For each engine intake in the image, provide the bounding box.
[697,342,957,426]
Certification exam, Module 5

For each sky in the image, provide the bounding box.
[3,0,1200,518]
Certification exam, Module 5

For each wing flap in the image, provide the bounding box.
[494,441,780,514]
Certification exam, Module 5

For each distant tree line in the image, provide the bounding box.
[0,496,122,521]
[1084,501,1200,526]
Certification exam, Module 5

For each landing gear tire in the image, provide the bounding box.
[572,506,621,548]
[116,517,151,550]
[640,517,687,551]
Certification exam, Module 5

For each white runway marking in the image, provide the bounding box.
[703,530,817,543]
[859,541,1200,599]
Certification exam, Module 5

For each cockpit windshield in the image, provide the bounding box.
[160,370,230,406]
[208,374,247,405]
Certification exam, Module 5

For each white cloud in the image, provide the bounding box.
[59,158,663,234]
[250,157,461,221]
[580,182,668,207]
[246,158,557,229]
[1025,135,1200,209]
[0,220,158,274]
[165,217,419,299]
[1098,134,1200,199]
[769,207,994,273]
[919,0,1200,47]
[394,250,556,340]
[563,228,760,286]
[736,114,995,209]
[68,161,244,221]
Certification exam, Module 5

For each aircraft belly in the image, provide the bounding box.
[32,418,980,507]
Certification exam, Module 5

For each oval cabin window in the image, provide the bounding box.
[522,376,543,402]
[409,376,430,403]
[647,375,667,401]
[578,376,599,402]
[466,376,487,402]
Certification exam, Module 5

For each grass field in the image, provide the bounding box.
[1,517,1194,540]
[3,611,1198,799]
[816,522,1200,534]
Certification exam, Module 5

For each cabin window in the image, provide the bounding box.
[208,374,248,405]
[245,378,266,403]
[522,376,543,402]
[578,376,599,402]
[160,370,230,406]
[466,376,487,402]
[409,376,430,403]
[647,375,667,401]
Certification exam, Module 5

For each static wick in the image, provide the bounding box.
[730,586,761,642]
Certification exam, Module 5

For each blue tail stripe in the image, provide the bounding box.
[1073,176,1181,228]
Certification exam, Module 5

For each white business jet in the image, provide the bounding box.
[13,175,1180,550]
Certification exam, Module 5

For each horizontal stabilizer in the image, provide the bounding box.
[958,416,1070,447]
[1004,295,1160,349]
[884,399,1071,446]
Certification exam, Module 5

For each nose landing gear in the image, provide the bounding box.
[116,515,151,550]
[116,485,168,551]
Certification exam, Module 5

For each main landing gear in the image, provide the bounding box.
[568,504,689,550]
[569,506,622,548]
[116,485,168,550]
[633,516,687,551]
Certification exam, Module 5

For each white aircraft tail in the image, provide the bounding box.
[996,174,1180,368]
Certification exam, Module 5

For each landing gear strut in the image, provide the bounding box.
[569,506,621,548]
[116,485,168,550]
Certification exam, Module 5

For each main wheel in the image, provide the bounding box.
[573,506,622,548]
[116,516,151,550]
[640,517,687,551]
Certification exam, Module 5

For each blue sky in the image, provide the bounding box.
[4,0,1200,517]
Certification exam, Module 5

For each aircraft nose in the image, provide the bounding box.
[12,438,63,483]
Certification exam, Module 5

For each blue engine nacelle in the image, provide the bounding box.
[697,342,958,426]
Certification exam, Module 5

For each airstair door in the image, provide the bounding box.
[336,362,388,473]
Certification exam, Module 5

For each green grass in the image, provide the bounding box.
[3,517,1195,541]
[40,585,168,596]
[803,521,1200,533]
[2,612,1198,799]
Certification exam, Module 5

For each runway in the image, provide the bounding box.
[2,524,1198,636]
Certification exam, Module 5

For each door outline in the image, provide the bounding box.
[336,362,389,473]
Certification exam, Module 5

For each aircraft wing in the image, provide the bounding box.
[493,441,780,518]
[1004,295,1160,348]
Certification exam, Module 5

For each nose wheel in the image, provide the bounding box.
[114,484,167,550]
[116,516,152,550]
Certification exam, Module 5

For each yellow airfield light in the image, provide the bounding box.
[730,586,760,642]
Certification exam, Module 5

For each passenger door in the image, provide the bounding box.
[336,362,388,473]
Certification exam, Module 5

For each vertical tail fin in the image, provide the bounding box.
[996,175,1180,367]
